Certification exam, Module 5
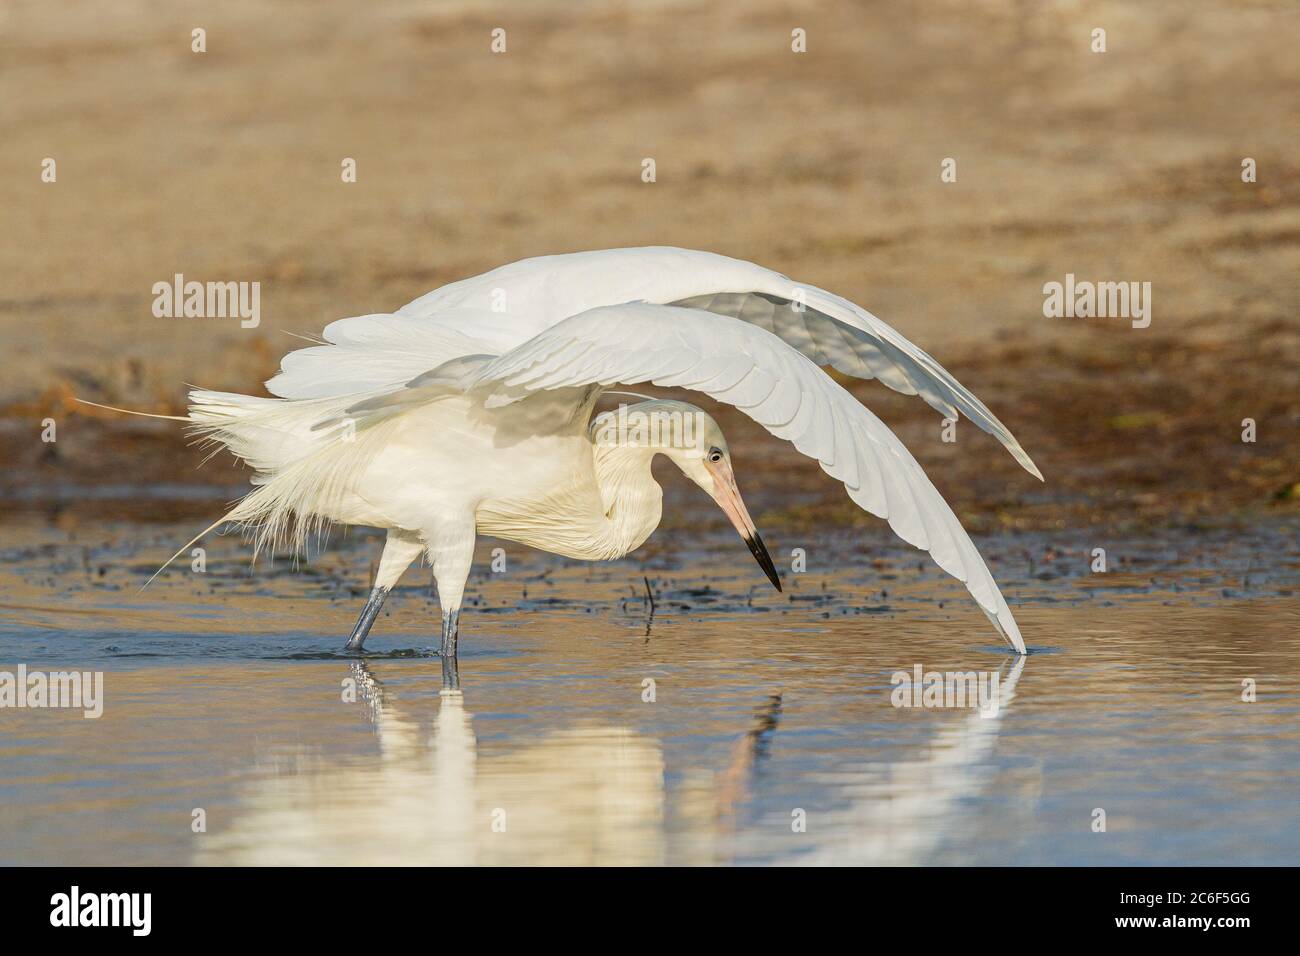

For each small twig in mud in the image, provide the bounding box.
[643,575,656,639]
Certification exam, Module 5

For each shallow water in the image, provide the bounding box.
[1,507,1298,866]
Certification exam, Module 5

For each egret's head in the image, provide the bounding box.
[591,399,781,592]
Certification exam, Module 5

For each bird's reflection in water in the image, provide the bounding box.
[793,653,1029,865]
[198,663,666,865]
[199,656,1027,865]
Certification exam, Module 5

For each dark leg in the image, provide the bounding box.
[440,608,461,692]
[427,517,473,693]
[344,587,389,652]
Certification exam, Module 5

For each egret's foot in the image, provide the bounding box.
[439,608,461,691]
[344,587,388,652]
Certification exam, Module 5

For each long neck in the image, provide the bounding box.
[591,443,663,559]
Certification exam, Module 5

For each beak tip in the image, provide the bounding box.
[744,533,782,595]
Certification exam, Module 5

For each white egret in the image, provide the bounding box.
[94,247,1041,678]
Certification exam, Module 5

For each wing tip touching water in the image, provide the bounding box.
[985,604,1027,655]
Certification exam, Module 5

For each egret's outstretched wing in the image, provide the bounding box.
[398,246,1040,479]
[667,289,1042,481]
[463,302,1027,652]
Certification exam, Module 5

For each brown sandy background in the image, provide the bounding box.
[2,0,1297,527]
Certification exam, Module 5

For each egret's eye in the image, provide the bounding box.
[708,448,723,463]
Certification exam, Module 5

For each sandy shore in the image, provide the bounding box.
[2,0,1297,528]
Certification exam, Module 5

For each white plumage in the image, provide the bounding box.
[171,246,1039,665]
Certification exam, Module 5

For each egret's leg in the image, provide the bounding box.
[440,608,461,658]
[344,587,388,651]
[426,515,476,692]
[440,609,461,691]
[342,530,424,652]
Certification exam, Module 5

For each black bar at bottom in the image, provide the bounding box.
[0,866,1286,940]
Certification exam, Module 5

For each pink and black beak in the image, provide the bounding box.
[704,454,782,592]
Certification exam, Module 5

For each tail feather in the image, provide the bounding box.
[141,511,234,590]
[84,388,408,585]
[185,386,405,562]
[75,398,188,421]
[215,414,402,561]
[187,388,358,480]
